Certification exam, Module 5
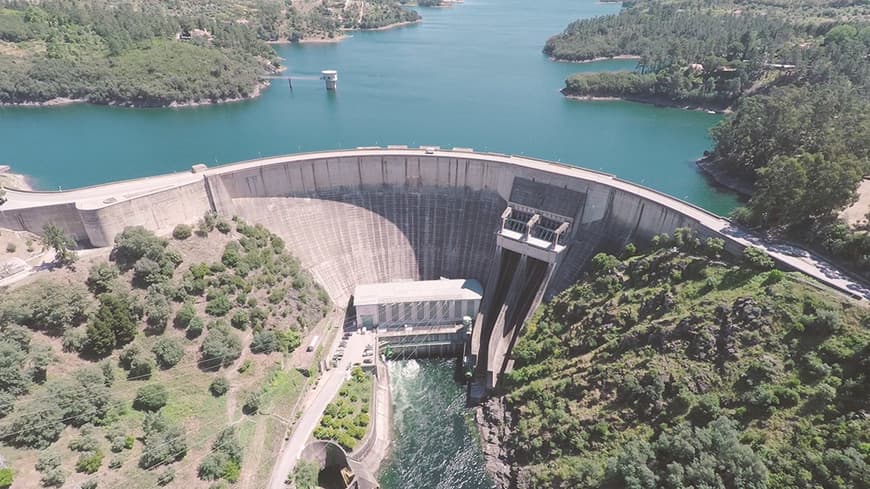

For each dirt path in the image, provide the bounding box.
[239,415,269,489]
[841,178,870,229]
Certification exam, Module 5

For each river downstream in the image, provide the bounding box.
[380,360,493,489]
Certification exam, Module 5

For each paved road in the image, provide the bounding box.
[2,147,867,302]
[266,330,374,489]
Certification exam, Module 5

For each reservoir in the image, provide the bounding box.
[0,0,739,215]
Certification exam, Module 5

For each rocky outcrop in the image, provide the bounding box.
[475,397,514,489]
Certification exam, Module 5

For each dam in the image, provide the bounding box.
[2,147,866,392]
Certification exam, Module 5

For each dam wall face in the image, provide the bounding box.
[204,153,710,304]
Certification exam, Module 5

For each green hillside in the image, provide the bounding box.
[486,230,869,489]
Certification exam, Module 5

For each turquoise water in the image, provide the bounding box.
[380,359,493,489]
[0,0,739,214]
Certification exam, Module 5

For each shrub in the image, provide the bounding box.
[157,467,176,486]
[743,246,775,270]
[251,330,279,354]
[187,316,205,338]
[39,467,66,487]
[622,243,636,257]
[174,302,196,328]
[210,376,229,396]
[144,290,171,330]
[277,329,302,353]
[87,262,119,294]
[109,455,123,469]
[200,323,242,368]
[62,328,88,353]
[172,224,192,240]
[134,384,168,411]
[5,242,15,253]
[237,359,253,373]
[0,468,12,488]
[152,337,184,369]
[215,220,231,234]
[76,450,104,474]
[205,294,232,317]
[69,433,99,452]
[81,479,97,489]
[230,310,249,330]
[128,356,154,380]
[763,269,785,285]
[140,413,187,468]
[242,390,262,414]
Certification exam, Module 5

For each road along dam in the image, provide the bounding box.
[2,147,867,392]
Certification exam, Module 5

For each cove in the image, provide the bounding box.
[0,0,739,215]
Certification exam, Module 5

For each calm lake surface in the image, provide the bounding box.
[0,0,739,214]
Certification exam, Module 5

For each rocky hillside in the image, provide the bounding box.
[478,230,869,489]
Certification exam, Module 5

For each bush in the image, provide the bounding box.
[242,390,262,414]
[174,302,196,328]
[69,433,99,452]
[251,330,279,354]
[215,220,231,234]
[157,467,176,486]
[76,450,104,474]
[172,224,193,240]
[200,323,242,368]
[152,337,184,369]
[205,294,232,317]
[109,455,123,469]
[134,384,168,411]
[0,468,11,488]
[81,479,97,489]
[210,376,229,396]
[62,327,88,353]
[129,355,154,380]
[763,269,785,285]
[39,467,66,487]
[230,310,249,330]
[187,316,205,338]
[5,242,15,253]
[743,246,775,270]
[87,262,119,294]
[140,413,187,468]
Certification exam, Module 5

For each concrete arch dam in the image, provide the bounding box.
[5,148,860,390]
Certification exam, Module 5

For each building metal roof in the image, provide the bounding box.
[353,278,483,306]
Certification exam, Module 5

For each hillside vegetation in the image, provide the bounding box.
[482,230,869,489]
[0,215,329,488]
[548,0,870,282]
[0,0,420,106]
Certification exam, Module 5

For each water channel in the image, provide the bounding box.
[0,1,745,485]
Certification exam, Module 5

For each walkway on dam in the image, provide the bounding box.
[2,148,868,301]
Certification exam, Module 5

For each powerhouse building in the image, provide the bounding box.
[353,279,483,329]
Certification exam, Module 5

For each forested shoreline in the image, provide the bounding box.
[549,0,870,280]
[0,0,422,107]
[481,236,869,489]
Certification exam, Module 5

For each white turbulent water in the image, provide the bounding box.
[379,359,494,489]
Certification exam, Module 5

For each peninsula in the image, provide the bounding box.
[0,0,423,107]
[548,0,869,283]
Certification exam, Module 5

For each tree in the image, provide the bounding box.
[152,337,184,368]
[200,323,242,368]
[86,292,140,355]
[134,384,168,411]
[41,223,76,265]
[140,413,187,468]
